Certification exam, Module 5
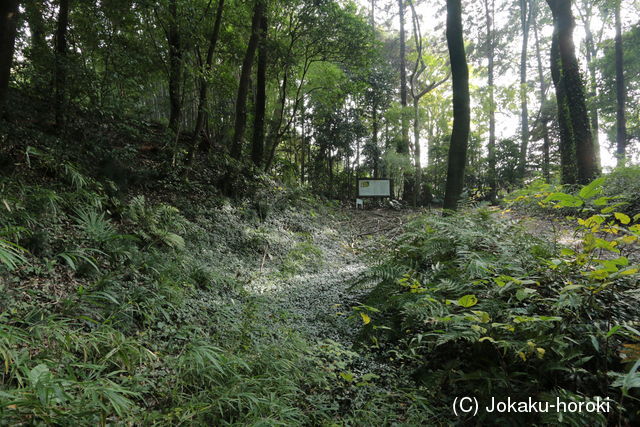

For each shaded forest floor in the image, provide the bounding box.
[245,207,417,346]
[2,101,638,424]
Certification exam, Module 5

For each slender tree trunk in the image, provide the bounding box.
[167,0,183,134]
[485,0,497,202]
[26,1,46,55]
[547,0,599,184]
[356,137,360,180]
[54,1,69,119]
[408,0,447,206]
[0,0,18,112]
[533,10,551,183]
[518,0,532,180]
[55,0,70,129]
[443,0,470,212]
[372,100,379,178]
[398,0,408,155]
[230,0,264,160]
[581,7,601,168]
[398,0,411,200]
[413,97,421,206]
[264,72,288,170]
[370,0,375,26]
[300,104,305,185]
[186,0,224,166]
[614,1,626,166]
[251,11,268,166]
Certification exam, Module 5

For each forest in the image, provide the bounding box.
[0,0,639,425]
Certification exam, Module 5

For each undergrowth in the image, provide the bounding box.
[0,144,418,425]
[357,182,640,425]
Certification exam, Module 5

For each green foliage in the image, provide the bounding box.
[279,240,323,276]
[0,237,26,270]
[125,196,186,250]
[602,166,640,213]
[2,147,420,425]
[358,195,640,424]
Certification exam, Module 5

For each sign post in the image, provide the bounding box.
[356,178,393,208]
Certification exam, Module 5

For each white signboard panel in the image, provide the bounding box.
[358,179,392,197]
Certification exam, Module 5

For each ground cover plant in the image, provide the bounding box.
[2,0,640,424]
[356,181,640,424]
[0,142,436,425]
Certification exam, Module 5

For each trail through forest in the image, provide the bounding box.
[247,208,415,346]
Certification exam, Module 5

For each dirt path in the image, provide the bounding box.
[246,207,416,346]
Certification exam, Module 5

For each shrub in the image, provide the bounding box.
[357,201,640,425]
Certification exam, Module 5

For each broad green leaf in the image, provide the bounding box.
[579,177,605,199]
[544,192,583,207]
[457,294,478,307]
[614,212,631,225]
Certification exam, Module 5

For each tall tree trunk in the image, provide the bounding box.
[355,137,360,180]
[186,0,225,166]
[398,0,411,200]
[167,0,183,134]
[413,97,421,205]
[614,0,626,166]
[443,0,470,212]
[408,0,447,205]
[251,11,268,166]
[547,0,599,184]
[55,0,70,129]
[230,0,264,160]
[300,103,305,185]
[581,3,601,168]
[25,1,46,54]
[485,0,497,202]
[167,0,183,135]
[0,0,18,112]
[533,8,551,183]
[24,0,48,90]
[372,100,379,178]
[550,30,577,185]
[370,0,375,26]
[398,0,408,154]
[518,0,532,180]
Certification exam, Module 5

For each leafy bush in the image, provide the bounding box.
[358,201,640,424]
[603,165,640,214]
